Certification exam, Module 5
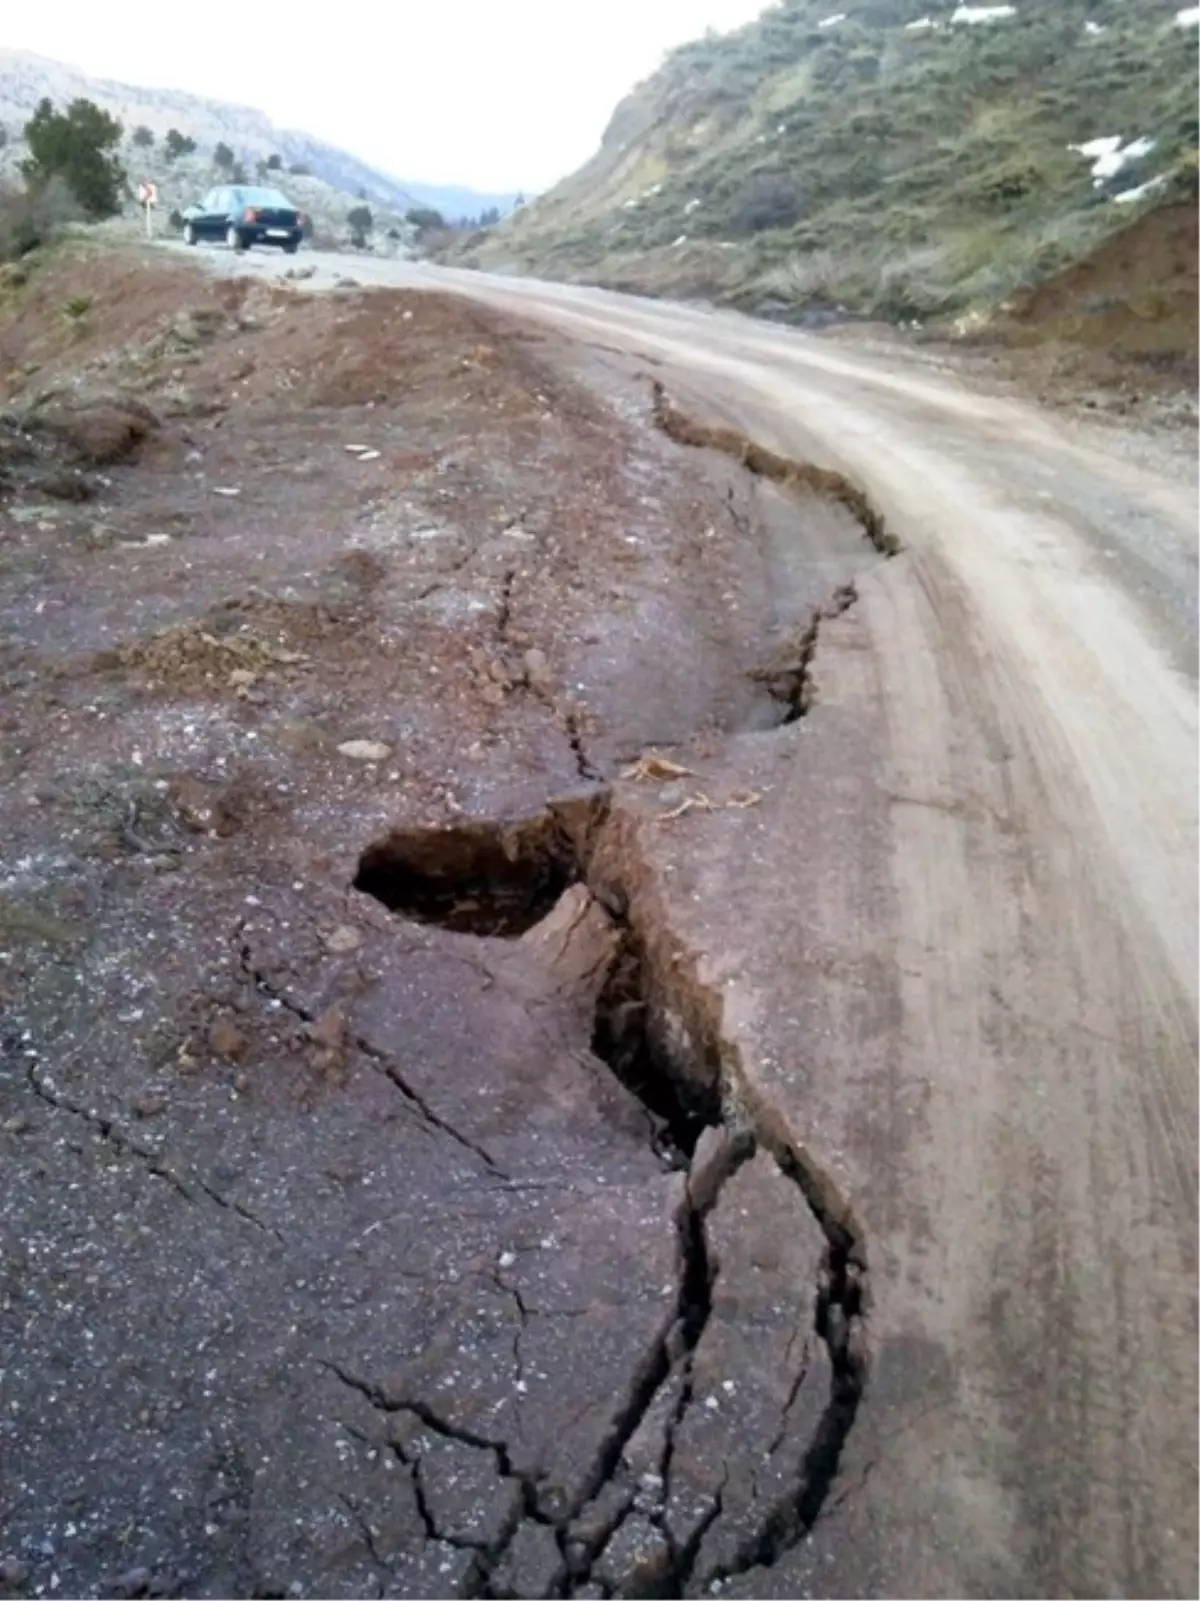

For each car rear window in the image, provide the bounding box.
[234,188,292,207]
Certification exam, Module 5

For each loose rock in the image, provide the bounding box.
[337,739,392,761]
[208,1018,247,1062]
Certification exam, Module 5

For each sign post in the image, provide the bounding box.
[137,181,159,240]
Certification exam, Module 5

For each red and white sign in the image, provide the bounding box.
[137,182,159,206]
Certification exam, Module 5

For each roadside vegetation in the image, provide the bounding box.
[448,0,1199,326]
[0,96,123,265]
[0,94,417,258]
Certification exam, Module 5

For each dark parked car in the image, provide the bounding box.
[181,185,306,253]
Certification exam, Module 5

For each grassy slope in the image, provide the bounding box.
[452,0,1198,323]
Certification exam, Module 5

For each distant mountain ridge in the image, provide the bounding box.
[0,48,515,222]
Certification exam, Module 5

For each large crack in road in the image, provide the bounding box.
[320,403,889,1597]
[347,765,870,1598]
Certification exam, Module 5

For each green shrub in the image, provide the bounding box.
[346,204,373,246]
[729,174,805,235]
[163,128,197,161]
[21,97,125,218]
[406,206,446,234]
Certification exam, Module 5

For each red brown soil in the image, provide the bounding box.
[999,200,1198,363]
[819,201,1197,423]
[957,200,1199,416]
[1,247,767,773]
[0,247,249,386]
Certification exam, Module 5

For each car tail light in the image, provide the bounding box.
[243,207,259,222]
[298,212,307,228]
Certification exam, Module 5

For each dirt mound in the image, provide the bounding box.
[0,248,249,400]
[26,393,161,464]
[1000,201,1198,365]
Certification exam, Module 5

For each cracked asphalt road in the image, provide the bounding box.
[0,260,877,1600]
[206,245,1199,1597]
[2,240,1195,1599]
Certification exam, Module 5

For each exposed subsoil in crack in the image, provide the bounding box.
[353,814,578,937]
[349,798,868,1596]
[650,380,901,557]
[749,580,859,725]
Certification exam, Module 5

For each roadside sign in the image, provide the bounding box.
[138,181,159,240]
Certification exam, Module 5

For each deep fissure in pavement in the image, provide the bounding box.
[351,800,869,1595]
[649,380,901,558]
[749,581,859,727]
[591,931,721,1163]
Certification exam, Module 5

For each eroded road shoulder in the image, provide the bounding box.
[0,249,899,1599]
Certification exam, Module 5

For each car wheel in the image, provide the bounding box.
[283,238,299,255]
[226,224,246,252]
[183,221,197,246]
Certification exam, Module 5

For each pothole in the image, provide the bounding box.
[353,813,577,936]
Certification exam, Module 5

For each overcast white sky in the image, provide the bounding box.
[4,0,768,193]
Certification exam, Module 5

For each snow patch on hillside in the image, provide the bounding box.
[951,4,1016,23]
[1069,134,1156,185]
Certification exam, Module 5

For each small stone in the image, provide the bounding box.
[212,486,241,497]
[228,668,257,688]
[337,739,392,762]
[111,1566,151,1598]
[170,776,220,832]
[522,647,554,690]
[3,1115,29,1135]
[132,1097,166,1119]
[208,1018,247,1062]
[0,1558,30,1586]
[323,925,363,953]
[310,1006,347,1051]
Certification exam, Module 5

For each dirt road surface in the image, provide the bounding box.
[1,240,1195,1599]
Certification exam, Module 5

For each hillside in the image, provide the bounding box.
[0,49,515,223]
[447,0,1199,325]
